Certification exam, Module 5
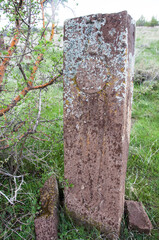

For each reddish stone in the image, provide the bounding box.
[64,11,135,238]
[125,200,153,234]
[34,216,58,240]
[34,176,59,240]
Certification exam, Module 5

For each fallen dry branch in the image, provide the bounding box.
[0,174,24,205]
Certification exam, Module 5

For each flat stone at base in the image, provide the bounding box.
[34,176,59,240]
[125,200,153,234]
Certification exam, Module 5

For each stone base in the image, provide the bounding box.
[125,200,153,234]
[65,206,119,239]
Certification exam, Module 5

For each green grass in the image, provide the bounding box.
[125,81,159,239]
[135,27,159,79]
[1,27,159,239]
[57,81,159,240]
[0,83,64,240]
[58,208,103,240]
[0,175,43,239]
[135,40,159,71]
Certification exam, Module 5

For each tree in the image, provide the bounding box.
[136,15,159,27]
[0,0,63,154]
[43,0,68,39]
[149,16,159,27]
[0,0,66,238]
[136,15,146,26]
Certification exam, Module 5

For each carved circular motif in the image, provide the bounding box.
[76,57,108,94]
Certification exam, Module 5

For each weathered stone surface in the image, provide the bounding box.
[34,215,58,240]
[64,11,135,238]
[125,200,153,234]
[34,176,59,240]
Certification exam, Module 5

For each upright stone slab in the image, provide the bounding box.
[64,11,135,238]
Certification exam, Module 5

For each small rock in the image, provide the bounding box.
[34,175,59,240]
[125,200,153,234]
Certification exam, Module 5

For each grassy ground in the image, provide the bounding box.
[125,81,159,239]
[0,27,159,239]
[135,26,159,82]
[57,27,159,239]
[57,82,159,240]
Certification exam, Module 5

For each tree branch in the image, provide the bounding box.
[40,1,45,30]
[17,64,28,83]
[0,72,62,117]
[28,53,44,87]
[0,0,24,87]
[18,0,32,63]
[0,175,24,205]
[33,90,41,132]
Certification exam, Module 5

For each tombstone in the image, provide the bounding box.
[64,11,135,238]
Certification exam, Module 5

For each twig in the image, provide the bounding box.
[17,64,28,83]
[19,0,32,63]
[0,51,33,59]
[0,169,24,178]
[0,0,24,86]
[0,190,14,205]
[12,176,24,203]
[13,1,30,27]
[0,72,62,118]
[33,90,41,132]
[61,2,76,17]
[30,135,49,141]
[0,175,24,205]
